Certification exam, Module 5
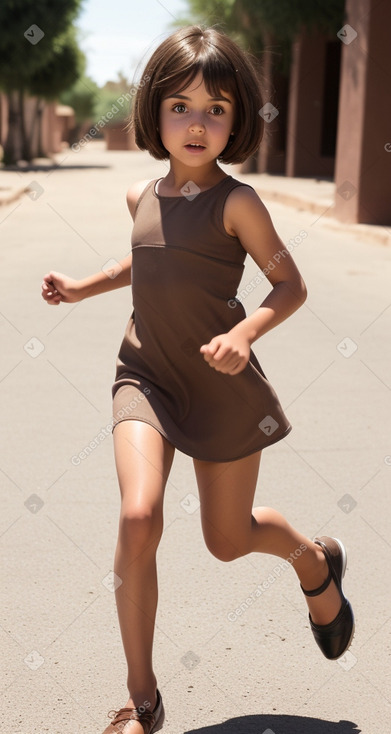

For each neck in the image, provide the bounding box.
[161,160,227,194]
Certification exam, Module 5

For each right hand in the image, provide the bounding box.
[41,271,84,305]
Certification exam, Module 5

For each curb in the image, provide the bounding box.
[251,185,391,247]
[0,186,29,206]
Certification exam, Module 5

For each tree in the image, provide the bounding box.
[24,27,85,158]
[177,0,345,62]
[0,0,83,163]
[60,75,101,144]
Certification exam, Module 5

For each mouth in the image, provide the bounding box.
[184,142,206,152]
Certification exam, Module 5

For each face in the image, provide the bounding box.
[158,72,235,165]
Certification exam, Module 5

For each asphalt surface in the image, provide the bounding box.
[1,142,391,733]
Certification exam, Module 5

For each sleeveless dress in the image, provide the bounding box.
[111,175,291,462]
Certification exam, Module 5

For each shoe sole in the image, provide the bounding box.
[330,536,356,658]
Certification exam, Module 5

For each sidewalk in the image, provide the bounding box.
[231,170,391,247]
[1,143,390,734]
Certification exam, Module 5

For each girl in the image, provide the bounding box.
[41,25,354,734]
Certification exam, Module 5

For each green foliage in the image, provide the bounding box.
[0,0,83,91]
[28,27,85,100]
[235,0,345,41]
[178,0,345,54]
[92,74,131,123]
[60,72,134,126]
[60,75,100,124]
[174,0,237,30]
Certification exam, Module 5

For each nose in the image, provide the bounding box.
[188,116,205,134]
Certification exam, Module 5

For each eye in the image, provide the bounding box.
[210,106,224,116]
[172,103,187,113]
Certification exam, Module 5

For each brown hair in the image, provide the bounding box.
[130,25,264,164]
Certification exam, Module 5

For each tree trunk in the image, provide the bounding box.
[37,102,46,158]
[19,89,32,161]
[3,91,22,165]
[28,98,41,158]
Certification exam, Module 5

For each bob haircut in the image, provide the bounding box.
[130,25,265,164]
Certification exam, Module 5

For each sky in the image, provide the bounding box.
[77,0,191,86]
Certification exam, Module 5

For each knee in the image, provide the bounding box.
[119,503,163,552]
[204,535,243,563]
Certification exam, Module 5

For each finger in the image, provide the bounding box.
[200,343,216,355]
[213,353,244,372]
[209,344,234,364]
[43,275,55,286]
[200,344,215,362]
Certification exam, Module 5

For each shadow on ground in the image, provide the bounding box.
[185,715,360,734]
[2,163,111,172]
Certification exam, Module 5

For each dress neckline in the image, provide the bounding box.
[153,175,232,199]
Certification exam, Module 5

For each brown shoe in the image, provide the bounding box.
[102,689,164,734]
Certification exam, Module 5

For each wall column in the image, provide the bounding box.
[285,31,335,177]
[334,0,391,224]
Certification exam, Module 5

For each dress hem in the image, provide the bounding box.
[111,416,292,463]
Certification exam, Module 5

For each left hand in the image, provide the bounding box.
[200,330,251,375]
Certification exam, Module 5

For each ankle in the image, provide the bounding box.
[127,680,157,711]
[297,546,328,590]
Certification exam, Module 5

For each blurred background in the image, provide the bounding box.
[0,0,390,223]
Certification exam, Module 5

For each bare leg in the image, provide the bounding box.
[193,451,342,626]
[112,420,175,729]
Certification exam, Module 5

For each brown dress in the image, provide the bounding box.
[111,175,291,462]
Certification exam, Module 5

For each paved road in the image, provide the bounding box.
[1,142,390,733]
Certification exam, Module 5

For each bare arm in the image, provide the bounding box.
[226,186,307,344]
[200,186,307,375]
[78,253,132,299]
[41,179,151,305]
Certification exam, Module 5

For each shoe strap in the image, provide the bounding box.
[108,704,156,729]
[300,567,332,597]
[108,707,139,724]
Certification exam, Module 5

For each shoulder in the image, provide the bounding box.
[223,182,271,238]
[126,179,155,220]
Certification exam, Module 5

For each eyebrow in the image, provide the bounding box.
[164,93,232,104]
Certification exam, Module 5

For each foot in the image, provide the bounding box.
[301,536,355,659]
[102,689,164,734]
